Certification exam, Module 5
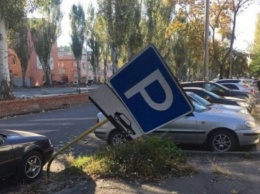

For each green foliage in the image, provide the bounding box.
[9,17,32,87]
[70,3,86,85]
[86,4,102,82]
[70,4,85,59]
[250,14,260,77]
[30,0,62,85]
[65,136,196,181]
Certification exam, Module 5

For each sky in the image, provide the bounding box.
[57,0,260,51]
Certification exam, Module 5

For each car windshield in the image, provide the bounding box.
[214,82,230,90]
[203,90,222,99]
[187,92,211,106]
[191,100,208,112]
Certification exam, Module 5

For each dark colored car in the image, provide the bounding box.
[0,129,54,182]
[183,87,252,112]
[180,81,251,99]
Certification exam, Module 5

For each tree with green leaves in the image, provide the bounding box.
[86,4,100,83]
[98,0,142,73]
[0,1,27,99]
[9,18,33,87]
[166,0,252,80]
[30,0,62,86]
[143,0,176,58]
[250,13,260,77]
[93,15,110,83]
[0,0,50,99]
[209,0,252,79]
[70,4,86,85]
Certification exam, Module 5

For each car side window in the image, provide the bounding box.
[224,84,238,89]
[204,83,211,91]
[196,91,207,99]
[0,137,3,144]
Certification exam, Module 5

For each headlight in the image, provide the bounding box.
[237,101,248,107]
[48,139,53,146]
[245,120,256,128]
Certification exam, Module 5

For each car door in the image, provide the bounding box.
[0,137,15,178]
[204,83,227,96]
[154,113,198,144]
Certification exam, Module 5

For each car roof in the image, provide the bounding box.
[183,87,205,91]
[221,82,240,85]
[181,81,213,84]
[217,79,240,81]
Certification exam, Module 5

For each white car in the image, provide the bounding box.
[95,101,260,152]
[219,83,255,95]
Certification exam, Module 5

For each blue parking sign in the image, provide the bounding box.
[109,45,193,134]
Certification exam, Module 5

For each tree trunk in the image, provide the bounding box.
[111,45,118,74]
[42,62,52,86]
[103,48,108,83]
[0,17,13,100]
[219,63,224,79]
[22,66,26,87]
[76,58,81,85]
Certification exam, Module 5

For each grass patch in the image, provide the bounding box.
[64,136,197,181]
[210,162,231,176]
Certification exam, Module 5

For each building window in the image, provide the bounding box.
[12,57,16,65]
[37,56,54,70]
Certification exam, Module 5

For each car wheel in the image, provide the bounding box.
[208,130,237,152]
[21,151,43,182]
[108,130,127,146]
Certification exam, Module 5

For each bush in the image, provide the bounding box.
[65,136,197,181]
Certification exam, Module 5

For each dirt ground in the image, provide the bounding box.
[2,153,260,194]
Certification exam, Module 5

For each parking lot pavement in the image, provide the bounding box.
[10,86,260,154]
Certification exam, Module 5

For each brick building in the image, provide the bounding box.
[8,45,113,87]
[8,42,59,87]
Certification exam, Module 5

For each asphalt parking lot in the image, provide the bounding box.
[2,86,260,194]
[12,85,260,153]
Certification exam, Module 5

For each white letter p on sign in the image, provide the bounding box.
[124,69,173,111]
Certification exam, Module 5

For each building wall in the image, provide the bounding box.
[8,43,112,87]
[26,42,59,87]
[8,49,22,77]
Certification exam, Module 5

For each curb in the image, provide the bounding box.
[185,150,260,158]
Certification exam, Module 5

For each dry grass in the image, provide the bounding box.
[210,162,231,176]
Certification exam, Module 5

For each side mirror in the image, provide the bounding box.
[205,95,210,100]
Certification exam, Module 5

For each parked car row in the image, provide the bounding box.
[215,79,255,95]
[94,80,259,152]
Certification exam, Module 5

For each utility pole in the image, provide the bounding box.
[204,0,210,81]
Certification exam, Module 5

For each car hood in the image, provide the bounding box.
[222,96,247,102]
[0,129,47,142]
[201,108,252,121]
[211,104,249,114]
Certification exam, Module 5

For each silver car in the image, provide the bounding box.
[95,101,260,152]
[186,91,249,115]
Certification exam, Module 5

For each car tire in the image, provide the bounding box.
[21,151,44,182]
[108,130,127,146]
[208,130,237,152]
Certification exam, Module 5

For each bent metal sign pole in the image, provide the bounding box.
[90,44,194,139]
